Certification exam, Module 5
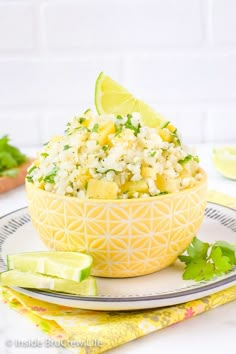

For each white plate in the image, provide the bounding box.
[0,203,236,311]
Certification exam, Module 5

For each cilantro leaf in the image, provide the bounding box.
[0,151,18,171]
[0,135,9,150]
[0,135,27,174]
[182,259,214,281]
[210,247,233,274]
[178,237,236,282]
[214,241,236,265]
[178,255,192,265]
[0,168,18,177]
[187,237,209,260]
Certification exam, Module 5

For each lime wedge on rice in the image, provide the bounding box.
[0,270,97,296]
[95,72,168,128]
[213,146,236,180]
[7,252,93,282]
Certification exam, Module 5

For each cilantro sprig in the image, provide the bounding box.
[178,237,236,281]
[0,135,27,177]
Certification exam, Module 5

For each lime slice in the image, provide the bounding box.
[95,72,168,128]
[213,146,236,180]
[0,270,97,296]
[7,252,93,282]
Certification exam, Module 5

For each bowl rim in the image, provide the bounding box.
[26,168,207,204]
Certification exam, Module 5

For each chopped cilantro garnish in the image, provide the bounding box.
[153,191,168,196]
[161,121,170,129]
[38,176,43,183]
[116,115,123,120]
[102,145,109,152]
[44,166,59,184]
[115,125,123,137]
[125,114,141,136]
[149,151,157,157]
[82,126,90,132]
[79,117,86,124]
[170,129,181,145]
[28,165,37,174]
[26,175,33,183]
[179,155,200,165]
[92,123,99,133]
[104,169,117,174]
[41,152,49,158]
[84,181,88,190]
[63,145,71,151]
[96,168,117,174]
[73,126,90,133]
[179,155,192,164]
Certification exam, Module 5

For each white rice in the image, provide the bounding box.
[27,111,202,199]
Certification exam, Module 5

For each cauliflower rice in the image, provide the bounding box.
[27,111,203,199]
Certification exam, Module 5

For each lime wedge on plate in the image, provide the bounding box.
[213,147,236,180]
[95,72,168,128]
[1,270,97,296]
[7,252,93,282]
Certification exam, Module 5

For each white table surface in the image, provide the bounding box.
[0,144,236,354]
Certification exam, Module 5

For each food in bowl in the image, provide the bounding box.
[26,111,203,200]
[26,73,207,278]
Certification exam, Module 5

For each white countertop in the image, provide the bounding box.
[0,144,236,354]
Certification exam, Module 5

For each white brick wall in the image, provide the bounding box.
[0,0,235,146]
[0,2,35,51]
[42,0,203,49]
[212,0,236,44]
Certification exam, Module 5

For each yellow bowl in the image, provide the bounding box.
[26,169,207,278]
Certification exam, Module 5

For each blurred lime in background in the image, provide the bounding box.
[213,147,236,180]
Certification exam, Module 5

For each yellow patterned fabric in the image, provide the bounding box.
[0,190,235,354]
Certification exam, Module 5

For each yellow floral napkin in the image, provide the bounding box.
[1,190,236,354]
